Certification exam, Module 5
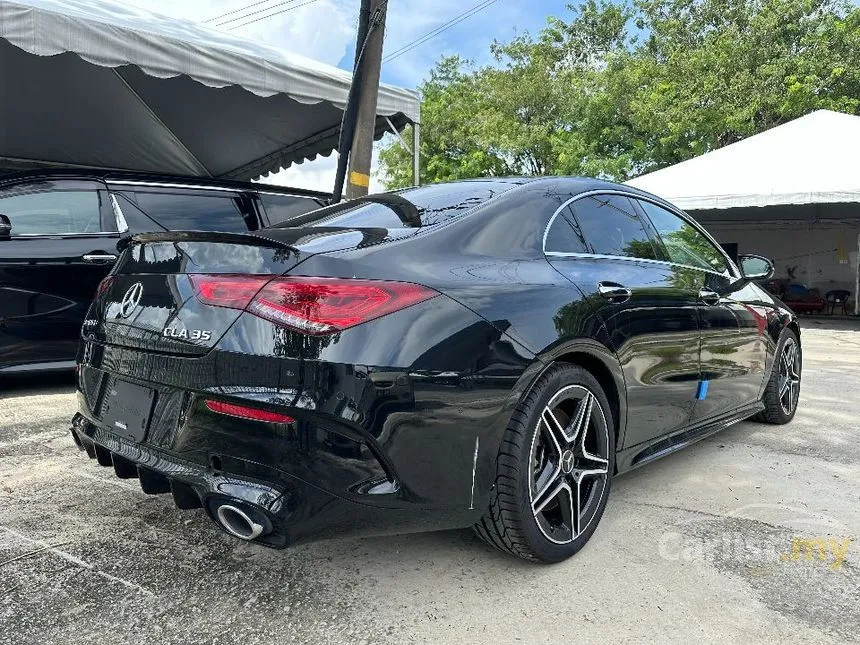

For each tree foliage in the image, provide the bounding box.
[379,0,860,188]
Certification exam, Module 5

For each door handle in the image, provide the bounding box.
[698,289,721,305]
[82,253,117,264]
[598,282,632,302]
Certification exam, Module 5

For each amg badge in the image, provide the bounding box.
[163,327,212,341]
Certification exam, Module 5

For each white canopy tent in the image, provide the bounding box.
[627,110,860,314]
[626,110,860,210]
[0,0,420,182]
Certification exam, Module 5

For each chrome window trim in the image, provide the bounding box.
[107,180,315,200]
[107,180,240,193]
[8,232,119,238]
[541,188,739,279]
[255,190,323,198]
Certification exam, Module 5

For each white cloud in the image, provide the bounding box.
[230,0,354,66]
[123,0,354,66]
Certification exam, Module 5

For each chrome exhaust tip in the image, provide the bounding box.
[216,504,265,541]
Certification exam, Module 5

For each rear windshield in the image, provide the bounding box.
[277,182,513,229]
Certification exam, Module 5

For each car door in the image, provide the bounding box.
[0,180,118,372]
[545,193,701,448]
[634,198,768,422]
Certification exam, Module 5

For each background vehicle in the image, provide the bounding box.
[70,177,800,562]
[0,169,326,374]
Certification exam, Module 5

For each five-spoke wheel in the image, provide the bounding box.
[530,385,610,544]
[474,364,615,562]
[756,327,802,424]
[778,336,801,416]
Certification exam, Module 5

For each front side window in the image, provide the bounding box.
[637,200,729,274]
[570,194,659,260]
[133,192,249,232]
[0,190,102,235]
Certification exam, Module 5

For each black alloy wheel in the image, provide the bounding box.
[755,328,802,424]
[529,384,610,545]
[475,364,615,562]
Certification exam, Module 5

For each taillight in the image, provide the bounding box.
[96,275,115,297]
[204,400,295,424]
[190,274,437,335]
[191,275,270,308]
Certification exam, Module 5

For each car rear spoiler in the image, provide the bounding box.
[117,230,301,253]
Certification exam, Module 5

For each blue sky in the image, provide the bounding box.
[136,0,573,90]
[349,0,573,88]
[131,0,575,190]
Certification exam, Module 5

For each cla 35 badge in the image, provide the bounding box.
[163,327,212,341]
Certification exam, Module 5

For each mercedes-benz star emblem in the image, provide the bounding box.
[561,450,575,475]
[119,282,144,318]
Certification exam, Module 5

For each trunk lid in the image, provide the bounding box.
[85,228,406,355]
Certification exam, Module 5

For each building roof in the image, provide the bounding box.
[625,110,860,210]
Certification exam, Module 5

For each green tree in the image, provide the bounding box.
[379,0,860,188]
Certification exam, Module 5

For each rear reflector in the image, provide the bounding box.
[190,274,437,335]
[204,400,295,424]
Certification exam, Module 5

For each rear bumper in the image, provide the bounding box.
[72,320,539,545]
[71,411,481,548]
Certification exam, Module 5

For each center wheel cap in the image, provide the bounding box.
[561,449,575,474]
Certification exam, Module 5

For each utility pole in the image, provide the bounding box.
[345,0,386,199]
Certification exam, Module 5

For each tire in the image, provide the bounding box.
[474,363,616,563]
[753,328,801,424]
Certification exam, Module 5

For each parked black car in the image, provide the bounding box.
[0,169,327,374]
[70,177,800,562]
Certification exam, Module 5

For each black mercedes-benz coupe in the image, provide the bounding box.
[70,177,801,562]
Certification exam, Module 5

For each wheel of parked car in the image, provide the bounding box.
[754,328,802,424]
[474,364,615,563]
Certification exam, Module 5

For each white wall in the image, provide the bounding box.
[703,221,860,294]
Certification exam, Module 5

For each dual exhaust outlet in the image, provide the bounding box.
[214,503,270,541]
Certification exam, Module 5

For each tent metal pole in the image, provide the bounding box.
[856,232,859,315]
[385,116,412,153]
[412,122,420,187]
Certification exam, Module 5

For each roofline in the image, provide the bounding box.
[0,167,331,199]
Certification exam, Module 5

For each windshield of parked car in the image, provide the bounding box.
[275,182,514,229]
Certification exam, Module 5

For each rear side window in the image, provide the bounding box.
[570,195,659,260]
[133,192,250,232]
[111,193,167,233]
[0,190,101,235]
[637,200,729,274]
[287,182,513,229]
[260,193,325,225]
[544,206,589,254]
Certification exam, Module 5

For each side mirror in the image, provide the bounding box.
[738,254,774,281]
[0,214,11,238]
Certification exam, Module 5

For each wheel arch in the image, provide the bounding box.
[538,340,628,459]
[786,319,801,343]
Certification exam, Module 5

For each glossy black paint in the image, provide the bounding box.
[0,170,326,373]
[71,177,798,548]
